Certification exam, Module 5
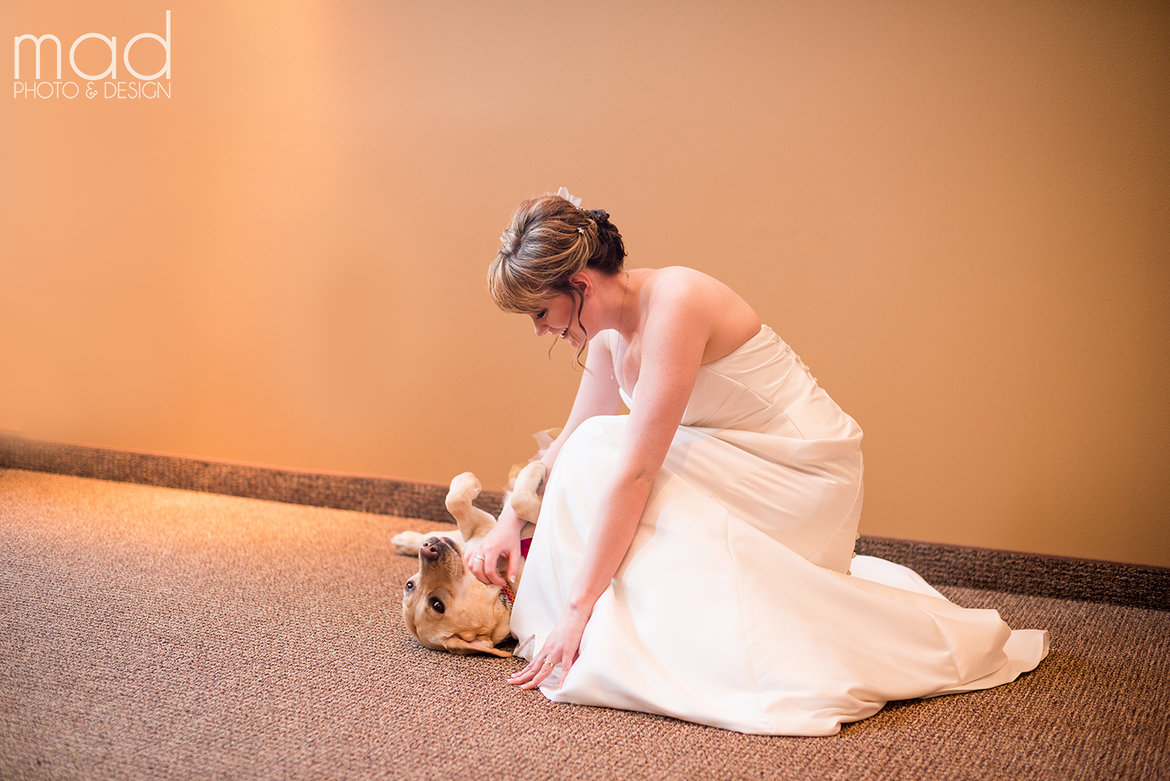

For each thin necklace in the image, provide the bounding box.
[613,270,631,386]
[618,270,630,334]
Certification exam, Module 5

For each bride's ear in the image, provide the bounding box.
[568,271,591,298]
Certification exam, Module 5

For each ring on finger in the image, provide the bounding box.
[542,659,554,667]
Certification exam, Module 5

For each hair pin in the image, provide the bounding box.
[555,186,583,208]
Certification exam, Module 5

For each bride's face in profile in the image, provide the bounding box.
[529,292,587,348]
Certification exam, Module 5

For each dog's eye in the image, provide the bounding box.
[429,597,445,614]
[404,580,415,592]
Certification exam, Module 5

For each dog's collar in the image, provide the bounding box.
[499,581,516,608]
[497,538,531,609]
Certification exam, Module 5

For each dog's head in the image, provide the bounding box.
[401,535,513,657]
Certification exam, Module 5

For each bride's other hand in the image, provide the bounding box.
[465,505,524,586]
[508,603,592,690]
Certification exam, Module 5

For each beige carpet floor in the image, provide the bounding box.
[1,468,1166,780]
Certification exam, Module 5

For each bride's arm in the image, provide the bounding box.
[539,332,623,474]
[511,281,711,688]
[467,333,622,586]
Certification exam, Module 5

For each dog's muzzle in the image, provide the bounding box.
[420,536,460,562]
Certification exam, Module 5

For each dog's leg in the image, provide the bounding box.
[390,530,428,555]
[445,472,500,542]
[508,462,546,523]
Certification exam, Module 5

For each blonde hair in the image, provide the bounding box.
[488,194,626,315]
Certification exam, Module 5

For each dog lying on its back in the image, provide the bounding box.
[391,462,545,656]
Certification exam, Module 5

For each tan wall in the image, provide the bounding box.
[2,1,1167,566]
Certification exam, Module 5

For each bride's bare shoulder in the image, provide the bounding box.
[642,266,760,350]
[644,265,743,302]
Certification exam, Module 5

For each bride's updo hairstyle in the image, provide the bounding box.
[489,193,626,321]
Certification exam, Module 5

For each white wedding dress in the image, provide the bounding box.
[510,325,1048,736]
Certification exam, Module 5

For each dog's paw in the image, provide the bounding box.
[445,471,482,510]
[391,530,427,556]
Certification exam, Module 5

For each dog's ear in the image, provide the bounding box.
[443,635,512,657]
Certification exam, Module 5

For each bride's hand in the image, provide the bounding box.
[465,506,523,586]
[508,603,592,690]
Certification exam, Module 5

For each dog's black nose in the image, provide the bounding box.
[421,537,442,562]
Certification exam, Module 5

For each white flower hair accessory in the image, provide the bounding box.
[555,186,583,208]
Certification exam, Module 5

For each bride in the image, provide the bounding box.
[464,188,1047,736]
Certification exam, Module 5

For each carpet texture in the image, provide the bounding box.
[1,468,1166,780]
